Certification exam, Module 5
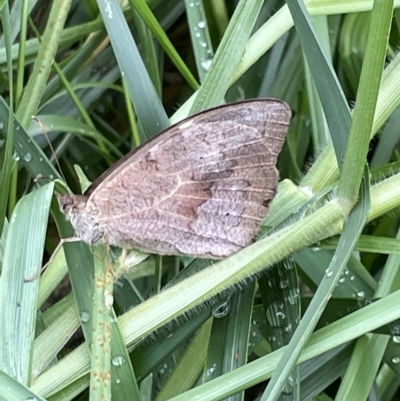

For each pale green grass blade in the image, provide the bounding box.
[338,0,393,204]
[0,369,45,401]
[96,0,169,139]
[322,234,400,255]
[0,183,54,384]
[16,0,72,128]
[286,0,350,168]
[33,302,80,380]
[190,0,264,113]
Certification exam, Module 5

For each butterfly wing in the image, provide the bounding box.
[86,99,291,258]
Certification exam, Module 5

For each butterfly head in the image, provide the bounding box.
[56,193,104,245]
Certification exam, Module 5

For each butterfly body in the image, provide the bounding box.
[58,99,291,258]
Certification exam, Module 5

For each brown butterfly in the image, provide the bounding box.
[58,99,291,259]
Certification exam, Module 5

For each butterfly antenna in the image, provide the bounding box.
[33,116,66,183]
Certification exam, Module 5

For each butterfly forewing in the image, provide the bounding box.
[64,99,291,258]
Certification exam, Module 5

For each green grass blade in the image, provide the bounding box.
[190,0,264,113]
[96,0,169,139]
[16,0,72,129]
[286,0,350,168]
[0,183,54,384]
[338,0,393,204]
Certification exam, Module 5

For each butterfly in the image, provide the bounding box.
[58,99,291,259]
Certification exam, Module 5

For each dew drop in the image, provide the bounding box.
[200,58,212,71]
[24,153,32,162]
[112,356,125,366]
[80,310,91,323]
[198,21,206,28]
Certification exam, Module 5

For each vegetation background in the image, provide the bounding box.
[1,0,400,400]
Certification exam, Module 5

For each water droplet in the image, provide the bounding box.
[199,41,207,48]
[24,153,32,162]
[205,364,216,376]
[357,291,365,298]
[325,268,333,277]
[200,58,212,71]
[80,310,91,323]
[198,21,206,28]
[115,378,121,384]
[393,336,400,343]
[112,356,125,366]
[392,357,400,364]
[13,151,20,161]
[213,300,230,318]
[0,122,4,129]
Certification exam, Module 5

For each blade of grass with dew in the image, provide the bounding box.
[96,0,169,139]
[259,260,301,397]
[30,172,400,396]
[0,183,54,384]
[339,157,400,401]
[190,0,264,113]
[202,284,255,392]
[131,0,199,90]
[166,288,400,400]
[295,248,376,297]
[261,173,370,400]
[184,0,214,82]
[0,98,61,182]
